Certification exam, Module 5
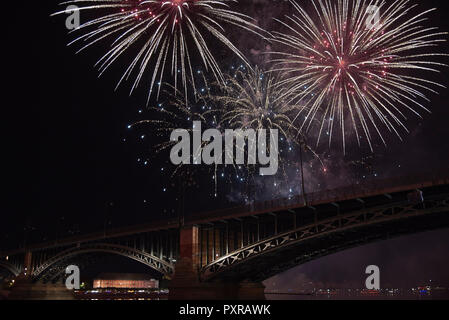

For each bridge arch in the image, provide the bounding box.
[201,194,449,282]
[0,261,21,277]
[32,243,174,280]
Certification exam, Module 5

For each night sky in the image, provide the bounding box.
[4,0,449,290]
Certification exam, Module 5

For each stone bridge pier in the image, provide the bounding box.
[7,251,75,300]
[168,226,265,300]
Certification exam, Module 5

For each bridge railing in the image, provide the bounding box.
[3,169,448,255]
[187,168,449,223]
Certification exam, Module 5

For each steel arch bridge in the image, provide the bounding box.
[199,192,449,281]
[32,243,175,281]
[1,170,448,297]
[1,227,179,283]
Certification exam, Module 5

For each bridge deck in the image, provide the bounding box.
[2,169,449,256]
[188,171,449,225]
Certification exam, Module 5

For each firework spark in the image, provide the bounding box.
[209,67,322,162]
[130,69,323,197]
[270,0,447,152]
[208,66,325,184]
[214,66,301,139]
[52,0,266,102]
[130,82,236,196]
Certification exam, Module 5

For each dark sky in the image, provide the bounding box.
[4,0,449,289]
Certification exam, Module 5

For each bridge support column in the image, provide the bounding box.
[168,226,201,300]
[169,226,265,300]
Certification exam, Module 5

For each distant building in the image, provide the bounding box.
[93,273,159,289]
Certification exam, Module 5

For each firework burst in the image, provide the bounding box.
[52,0,266,102]
[208,66,325,186]
[130,68,324,198]
[130,82,242,196]
[214,66,301,139]
[210,67,322,161]
[270,0,448,152]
